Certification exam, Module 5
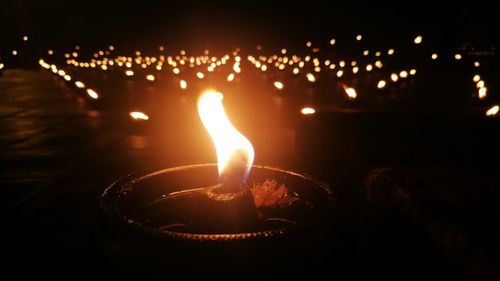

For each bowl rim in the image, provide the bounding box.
[101,163,334,242]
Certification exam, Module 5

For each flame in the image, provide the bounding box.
[486,105,499,117]
[198,91,254,182]
[130,111,149,120]
[301,107,315,115]
[86,89,99,99]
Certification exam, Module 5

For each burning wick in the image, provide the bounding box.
[198,91,254,191]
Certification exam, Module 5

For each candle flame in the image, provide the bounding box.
[198,91,254,182]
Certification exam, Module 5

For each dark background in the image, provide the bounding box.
[1,0,499,49]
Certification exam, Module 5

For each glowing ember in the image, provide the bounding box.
[198,91,254,182]
[130,111,149,120]
[301,107,316,115]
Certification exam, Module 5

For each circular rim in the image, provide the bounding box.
[101,163,333,242]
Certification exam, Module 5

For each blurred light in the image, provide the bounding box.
[75,81,85,88]
[330,38,336,45]
[366,64,373,71]
[130,111,149,121]
[352,66,359,74]
[454,54,462,60]
[227,73,235,81]
[48,50,54,55]
[261,65,267,71]
[22,35,28,41]
[476,80,485,88]
[479,87,487,99]
[399,70,408,78]
[486,105,499,116]
[375,51,381,57]
[377,80,386,89]
[336,70,343,77]
[375,60,383,68]
[173,68,180,74]
[12,50,18,56]
[293,68,299,74]
[180,80,187,89]
[146,74,155,81]
[414,35,423,44]
[344,87,357,99]
[196,72,205,79]
[339,61,345,67]
[431,53,438,60]
[87,89,99,99]
[301,107,315,115]
[64,75,71,81]
[409,69,417,75]
[473,75,481,82]
[474,61,480,67]
[356,34,362,41]
[363,50,369,56]
[125,70,134,76]
[391,73,398,82]
[388,49,395,55]
[274,81,284,90]
[306,73,316,82]
[306,41,312,47]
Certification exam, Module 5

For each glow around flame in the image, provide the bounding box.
[198,91,254,182]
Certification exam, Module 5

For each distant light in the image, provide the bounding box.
[363,50,369,56]
[87,89,99,99]
[158,45,165,51]
[330,38,336,45]
[377,80,386,89]
[48,50,54,55]
[227,73,235,81]
[75,81,85,88]
[306,41,312,47]
[173,68,180,74]
[57,70,65,76]
[0,63,4,70]
[344,87,357,99]
[375,51,381,57]
[306,73,316,83]
[352,66,359,74]
[409,69,417,75]
[375,60,383,68]
[339,61,345,68]
[130,111,149,121]
[431,53,438,60]
[12,50,18,56]
[486,105,499,116]
[366,64,373,71]
[261,65,267,71]
[473,74,481,82]
[180,80,187,89]
[478,87,487,99]
[314,66,321,72]
[125,70,134,76]
[399,70,408,78]
[414,35,423,44]
[63,75,71,81]
[391,73,399,82]
[387,49,395,55]
[281,48,287,54]
[454,54,462,60]
[356,34,362,41]
[146,74,155,81]
[293,68,299,75]
[336,70,343,77]
[274,81,284,90]
[351,61,357,66]
[301,107,316,115]
[22,35,28,41]
[474,61,480,67]
[109,45,115,51]
[476,80,485,88]
[196,72,205,79]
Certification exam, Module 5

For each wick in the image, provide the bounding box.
[220,150,249,192]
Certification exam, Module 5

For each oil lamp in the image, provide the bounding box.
[101,90,333,242]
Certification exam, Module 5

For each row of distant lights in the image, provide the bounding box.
[38,59,99,100]
[49,46,245,91]
[40,34,497,118]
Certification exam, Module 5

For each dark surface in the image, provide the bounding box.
[1,60,499,279]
